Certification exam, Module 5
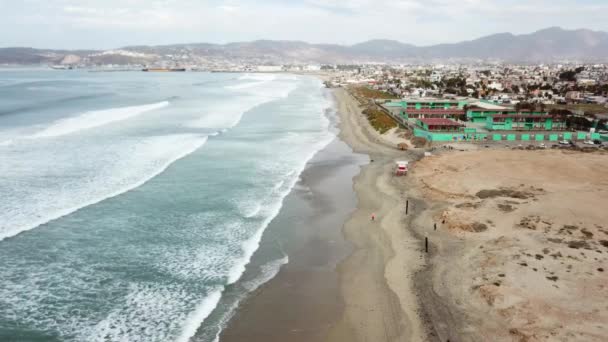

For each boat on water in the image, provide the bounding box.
[50,65,74,70]
[142,68,186,72]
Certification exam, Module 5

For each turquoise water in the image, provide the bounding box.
[0,70,334,341]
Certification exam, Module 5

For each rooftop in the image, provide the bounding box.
[470,101,509,110]
[398,98,465,103]
[419,118,463,126]
[492,114,555,119]
[406,109,465,113]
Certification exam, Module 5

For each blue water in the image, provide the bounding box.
[0,70,334,341]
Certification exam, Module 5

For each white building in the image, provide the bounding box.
[256,65,283,72]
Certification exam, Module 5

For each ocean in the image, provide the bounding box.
[0,69,335,341]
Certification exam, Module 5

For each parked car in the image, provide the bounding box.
[559,140,570,145]
[583,140,595,145]
[593,139,603,145]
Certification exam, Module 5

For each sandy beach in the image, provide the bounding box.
[221,85,608,342]
[409,149,608,341]
[325,88,427,342]
[221,87,428,342]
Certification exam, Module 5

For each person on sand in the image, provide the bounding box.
[371,213,376,221]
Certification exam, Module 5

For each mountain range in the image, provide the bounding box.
[2,27,608,65]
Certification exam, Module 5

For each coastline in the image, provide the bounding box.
[327,88,428,342]
[219,124,368,341]
[218,86,431,342]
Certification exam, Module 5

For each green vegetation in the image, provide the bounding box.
[362,108,397,134]
[350,86,399,100]
[559,67,585,82]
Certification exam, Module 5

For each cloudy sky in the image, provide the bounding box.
[2,0,607,49]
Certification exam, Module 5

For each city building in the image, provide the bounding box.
[385,98,468,120]
[485,114,566,131]
[467,103,551,124]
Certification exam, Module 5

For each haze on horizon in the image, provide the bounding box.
[3,0,608,50]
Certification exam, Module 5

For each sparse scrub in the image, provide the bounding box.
[362,108,397,134]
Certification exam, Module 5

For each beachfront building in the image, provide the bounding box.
[416,118,464,132]
[413,118,486,142]
[385,98,468,121]
[485,114,566,131]
[466,102,550,123]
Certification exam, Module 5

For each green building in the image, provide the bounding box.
[485,114,566,131]
[466,103,550,124]
[385,99,468,121]
[416,118,463,132]
[413,118,490,142]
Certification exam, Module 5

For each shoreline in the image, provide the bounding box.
[218,108,368,341]
[215,79,608,342]
[218,84,432,342]
[327,88,428,342]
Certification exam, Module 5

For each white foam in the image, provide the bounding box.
[225,127,335,286]
[220,83,337,287]
[85,283,223,342]
[224,81,266,90]
[0,75,335,342]
[242,255,289,292]
[0,134,208,241]
[187,100,263,130]
[273,180,285,191]
[31,101,169,138]
[189,81,297,130]
[243,203,262,218]
[175,290,223,342]
[210,255,289,342]
[238,74,277,81]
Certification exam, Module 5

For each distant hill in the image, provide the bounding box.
[2,27,608,65]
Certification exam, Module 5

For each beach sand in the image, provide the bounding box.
[219,130,368,341]
[220,88,428,342]
[325,89,427,342]
[408,149,608,341]
[220,85,608,342]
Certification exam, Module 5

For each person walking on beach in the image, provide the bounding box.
[371,213,376,221]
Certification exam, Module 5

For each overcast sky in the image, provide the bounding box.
[2,0,608,49]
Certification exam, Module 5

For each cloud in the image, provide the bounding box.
[1,0,608,49]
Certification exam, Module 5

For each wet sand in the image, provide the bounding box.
[220,134,368,341]
[219,84,608,342]
[220,88,428,342]
[326,89,427,342]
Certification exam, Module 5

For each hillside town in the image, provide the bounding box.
[325,64,608,146]
[324,63,608,108]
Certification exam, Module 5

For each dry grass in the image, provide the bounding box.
[362,108,398,134]
[350,86,399,101]
[411,136,428,148]
[548,103,608,115]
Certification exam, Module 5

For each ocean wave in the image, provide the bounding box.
[242,255,289,292]
[0,74,336,342]
[238,74,277,82]
[210,255,289,342]
[183,92,336,341]
[224,81,267,90]
[225,128,335,286]
[0,134,208,241]
[175,291,223,342]
[85,283,223,342]
[31,101,169,138]
[0,93,114,117]
[205,76,298,130]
